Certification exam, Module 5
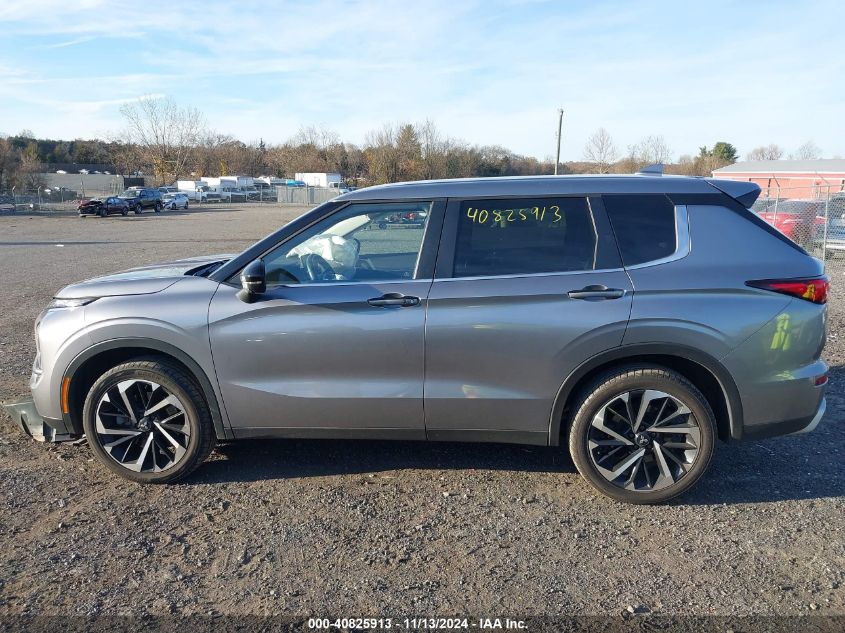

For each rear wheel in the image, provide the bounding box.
[121,207,128,216]
[82,359,216,484]
[98,207,106,218]
[568,365,715,504]
[155,202,162,213]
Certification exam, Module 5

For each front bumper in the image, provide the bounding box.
[2,399,78,442]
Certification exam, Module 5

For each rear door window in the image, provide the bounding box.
[603,195,677,266]
[451,197,597,277]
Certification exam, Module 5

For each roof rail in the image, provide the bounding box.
[636,163,664,176]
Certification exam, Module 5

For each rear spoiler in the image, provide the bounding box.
[705,179,761,208]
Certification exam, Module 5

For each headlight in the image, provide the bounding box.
[46,297,98,310]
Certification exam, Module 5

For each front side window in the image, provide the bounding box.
[452,197,597,277]
[261,201,432,287]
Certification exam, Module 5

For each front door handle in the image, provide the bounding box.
[367,293,420,307]
[567,285,625,300]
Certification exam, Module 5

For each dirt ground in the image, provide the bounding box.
[0,204,842,622]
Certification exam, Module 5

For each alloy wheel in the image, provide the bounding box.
[587,389,701,492]
[94,379,190,473]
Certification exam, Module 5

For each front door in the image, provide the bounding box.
[424,195,633,444]
[208,200,441,438]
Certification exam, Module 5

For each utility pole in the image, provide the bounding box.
[554,108,564,175]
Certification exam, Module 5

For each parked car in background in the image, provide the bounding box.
[0,195,16,212]
[16,173,828,504]
[219,187,247,202]
[815,194,845,255]
[197,186,222,202]
[253,182,273,196]
[119,187,163,214]
[757,200,825,247]
[77,197,130,217]
[158,186,178,195]
[377,209,428,229]
[162,192,189,210]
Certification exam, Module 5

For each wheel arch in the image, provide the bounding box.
[548,344,743,446]
[62,338,233,440]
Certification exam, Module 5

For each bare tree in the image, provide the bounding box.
[120,96,206,184]
[582,128,617,173]
[365,124,401,183]
[793,140,822,160]
[634,135,672,165]
[17,143,46,191]
[416,119,448,180]
[746,144,784,161]
[0,136,20,190]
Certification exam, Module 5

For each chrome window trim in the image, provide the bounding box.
[431,268,625,283]
[625,204,690,270]
[267,277,434,290]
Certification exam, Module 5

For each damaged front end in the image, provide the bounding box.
[2,400,78,442]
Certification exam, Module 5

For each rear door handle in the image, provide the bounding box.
[367,293,420,307]
[567,285,625,300]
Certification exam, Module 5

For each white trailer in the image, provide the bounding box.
[295,172,342,188]
[176,180,204,200]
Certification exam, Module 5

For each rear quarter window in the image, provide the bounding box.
[603,194,677,266]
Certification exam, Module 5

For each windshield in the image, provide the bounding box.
[120,190,140,198]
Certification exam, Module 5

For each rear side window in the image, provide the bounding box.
[453,197,597,277]
[604,195,677,266]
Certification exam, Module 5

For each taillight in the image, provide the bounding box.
[746,277,829,304]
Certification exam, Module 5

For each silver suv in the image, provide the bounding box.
[18,173,828,503]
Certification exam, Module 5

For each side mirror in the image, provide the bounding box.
[237,259,266,303]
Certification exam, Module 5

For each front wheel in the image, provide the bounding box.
[568,365,715,504]
[154,203,162,213]
[82,359,216,483]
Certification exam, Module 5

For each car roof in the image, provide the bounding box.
[336,174,758,204]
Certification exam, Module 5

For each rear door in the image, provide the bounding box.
[423,195,633,444]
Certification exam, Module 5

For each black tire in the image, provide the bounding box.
[98,207,106,218]
[121,208,128,216]
[154,202,162,213]
[134,206,141,214]
[82,358,216,484]
[568,364,715,504]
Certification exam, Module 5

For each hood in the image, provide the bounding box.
[55,253,233,299]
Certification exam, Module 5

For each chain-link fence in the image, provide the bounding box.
[0,188,111,213]
[749,186,845,276]
[0,183,342,214]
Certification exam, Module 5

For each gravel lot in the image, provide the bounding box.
[0,204,842,622]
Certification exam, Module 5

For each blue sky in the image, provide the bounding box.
[0,0,843,161]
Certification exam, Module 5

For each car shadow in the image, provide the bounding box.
[185,368,844,505]
[189,439,576,485]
